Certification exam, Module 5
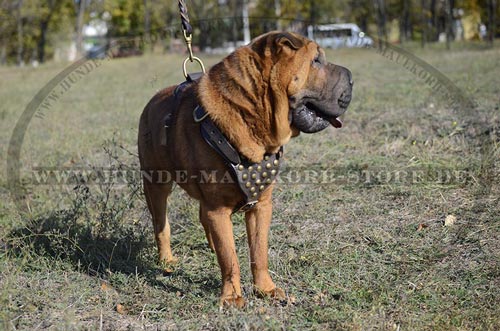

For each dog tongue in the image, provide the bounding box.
[329,117,343,128]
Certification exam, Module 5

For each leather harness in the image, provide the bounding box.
[166,74,283,213]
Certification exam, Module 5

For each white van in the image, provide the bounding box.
[307,23,373,49]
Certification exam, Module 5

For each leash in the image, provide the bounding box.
[178,0,205,79]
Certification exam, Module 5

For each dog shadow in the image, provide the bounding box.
[6,207,219,295]
[8,208,149,274]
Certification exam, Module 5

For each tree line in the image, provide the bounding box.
[0,0,498,65]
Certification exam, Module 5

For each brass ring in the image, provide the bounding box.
[183,56,206,79]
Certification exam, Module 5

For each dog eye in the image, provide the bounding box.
[312,55,322,65]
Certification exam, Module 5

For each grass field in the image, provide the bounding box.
[1,42,499,330]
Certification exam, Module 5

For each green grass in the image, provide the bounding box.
[1,44,499,330]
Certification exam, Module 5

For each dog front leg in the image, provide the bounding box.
[245,187,285,300]
[143,180,177,266]
[201,204,245,308]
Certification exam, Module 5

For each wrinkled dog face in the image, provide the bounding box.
[287,44,353,133]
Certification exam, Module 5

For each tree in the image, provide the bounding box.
[16,0,24,65]
[430,0,438,41]
[487,0,496,45]
[421,0,427,47]
[0,0,15,64]
[349,0,371,32]
[7,0,40,65]
[37,0,65,63]
[400,0,412,42]
[445,0,453,49]
[75,0,87,57]
[143,0,150,50]
[373,0,388,46]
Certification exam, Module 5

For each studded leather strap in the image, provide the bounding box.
[195,106,283,213]
[230,149,283,212]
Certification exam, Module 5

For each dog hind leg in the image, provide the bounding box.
[199,204,216,251]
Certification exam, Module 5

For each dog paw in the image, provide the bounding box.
[159,256,179,275]
[159,256,179,264]
[220,296,246,309]
[256,287,285,299]
[255,287,287,304]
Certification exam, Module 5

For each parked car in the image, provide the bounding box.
[86,44,108,59]
[307,23,373,49]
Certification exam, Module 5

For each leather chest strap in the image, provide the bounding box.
[197,106,242,165]
[195,106,283,213]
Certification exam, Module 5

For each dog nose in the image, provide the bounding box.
[338,90,352,109]
[340,90,351,103]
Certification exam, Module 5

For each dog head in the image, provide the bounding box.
[251,32,353,134]
[198,31,353,162]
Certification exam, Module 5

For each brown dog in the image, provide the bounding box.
[138,31,352,307]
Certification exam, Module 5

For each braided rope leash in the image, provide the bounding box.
[178,0,193,35]
[178,0,205,78]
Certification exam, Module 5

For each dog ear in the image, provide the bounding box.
[275,32,304,50]
[250,32,304,57]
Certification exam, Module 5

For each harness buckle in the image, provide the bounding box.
[234,200,259,213]
[193,105,209,123]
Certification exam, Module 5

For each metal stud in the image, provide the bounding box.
[255,179,261,185]
[242,173,248,180]
[248,166,253,171]
[259,185,265,191]
[252,192,258,197]
[257,165,262,172]
[245,182,251,188]
[271,169,277,176]
[262,172,268,178]
[264,155,270,161]
[250,187,256,193]
[273,160,279,166]
[265,178,272,184]
[238,165,244,171]
[251,173,257,180]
